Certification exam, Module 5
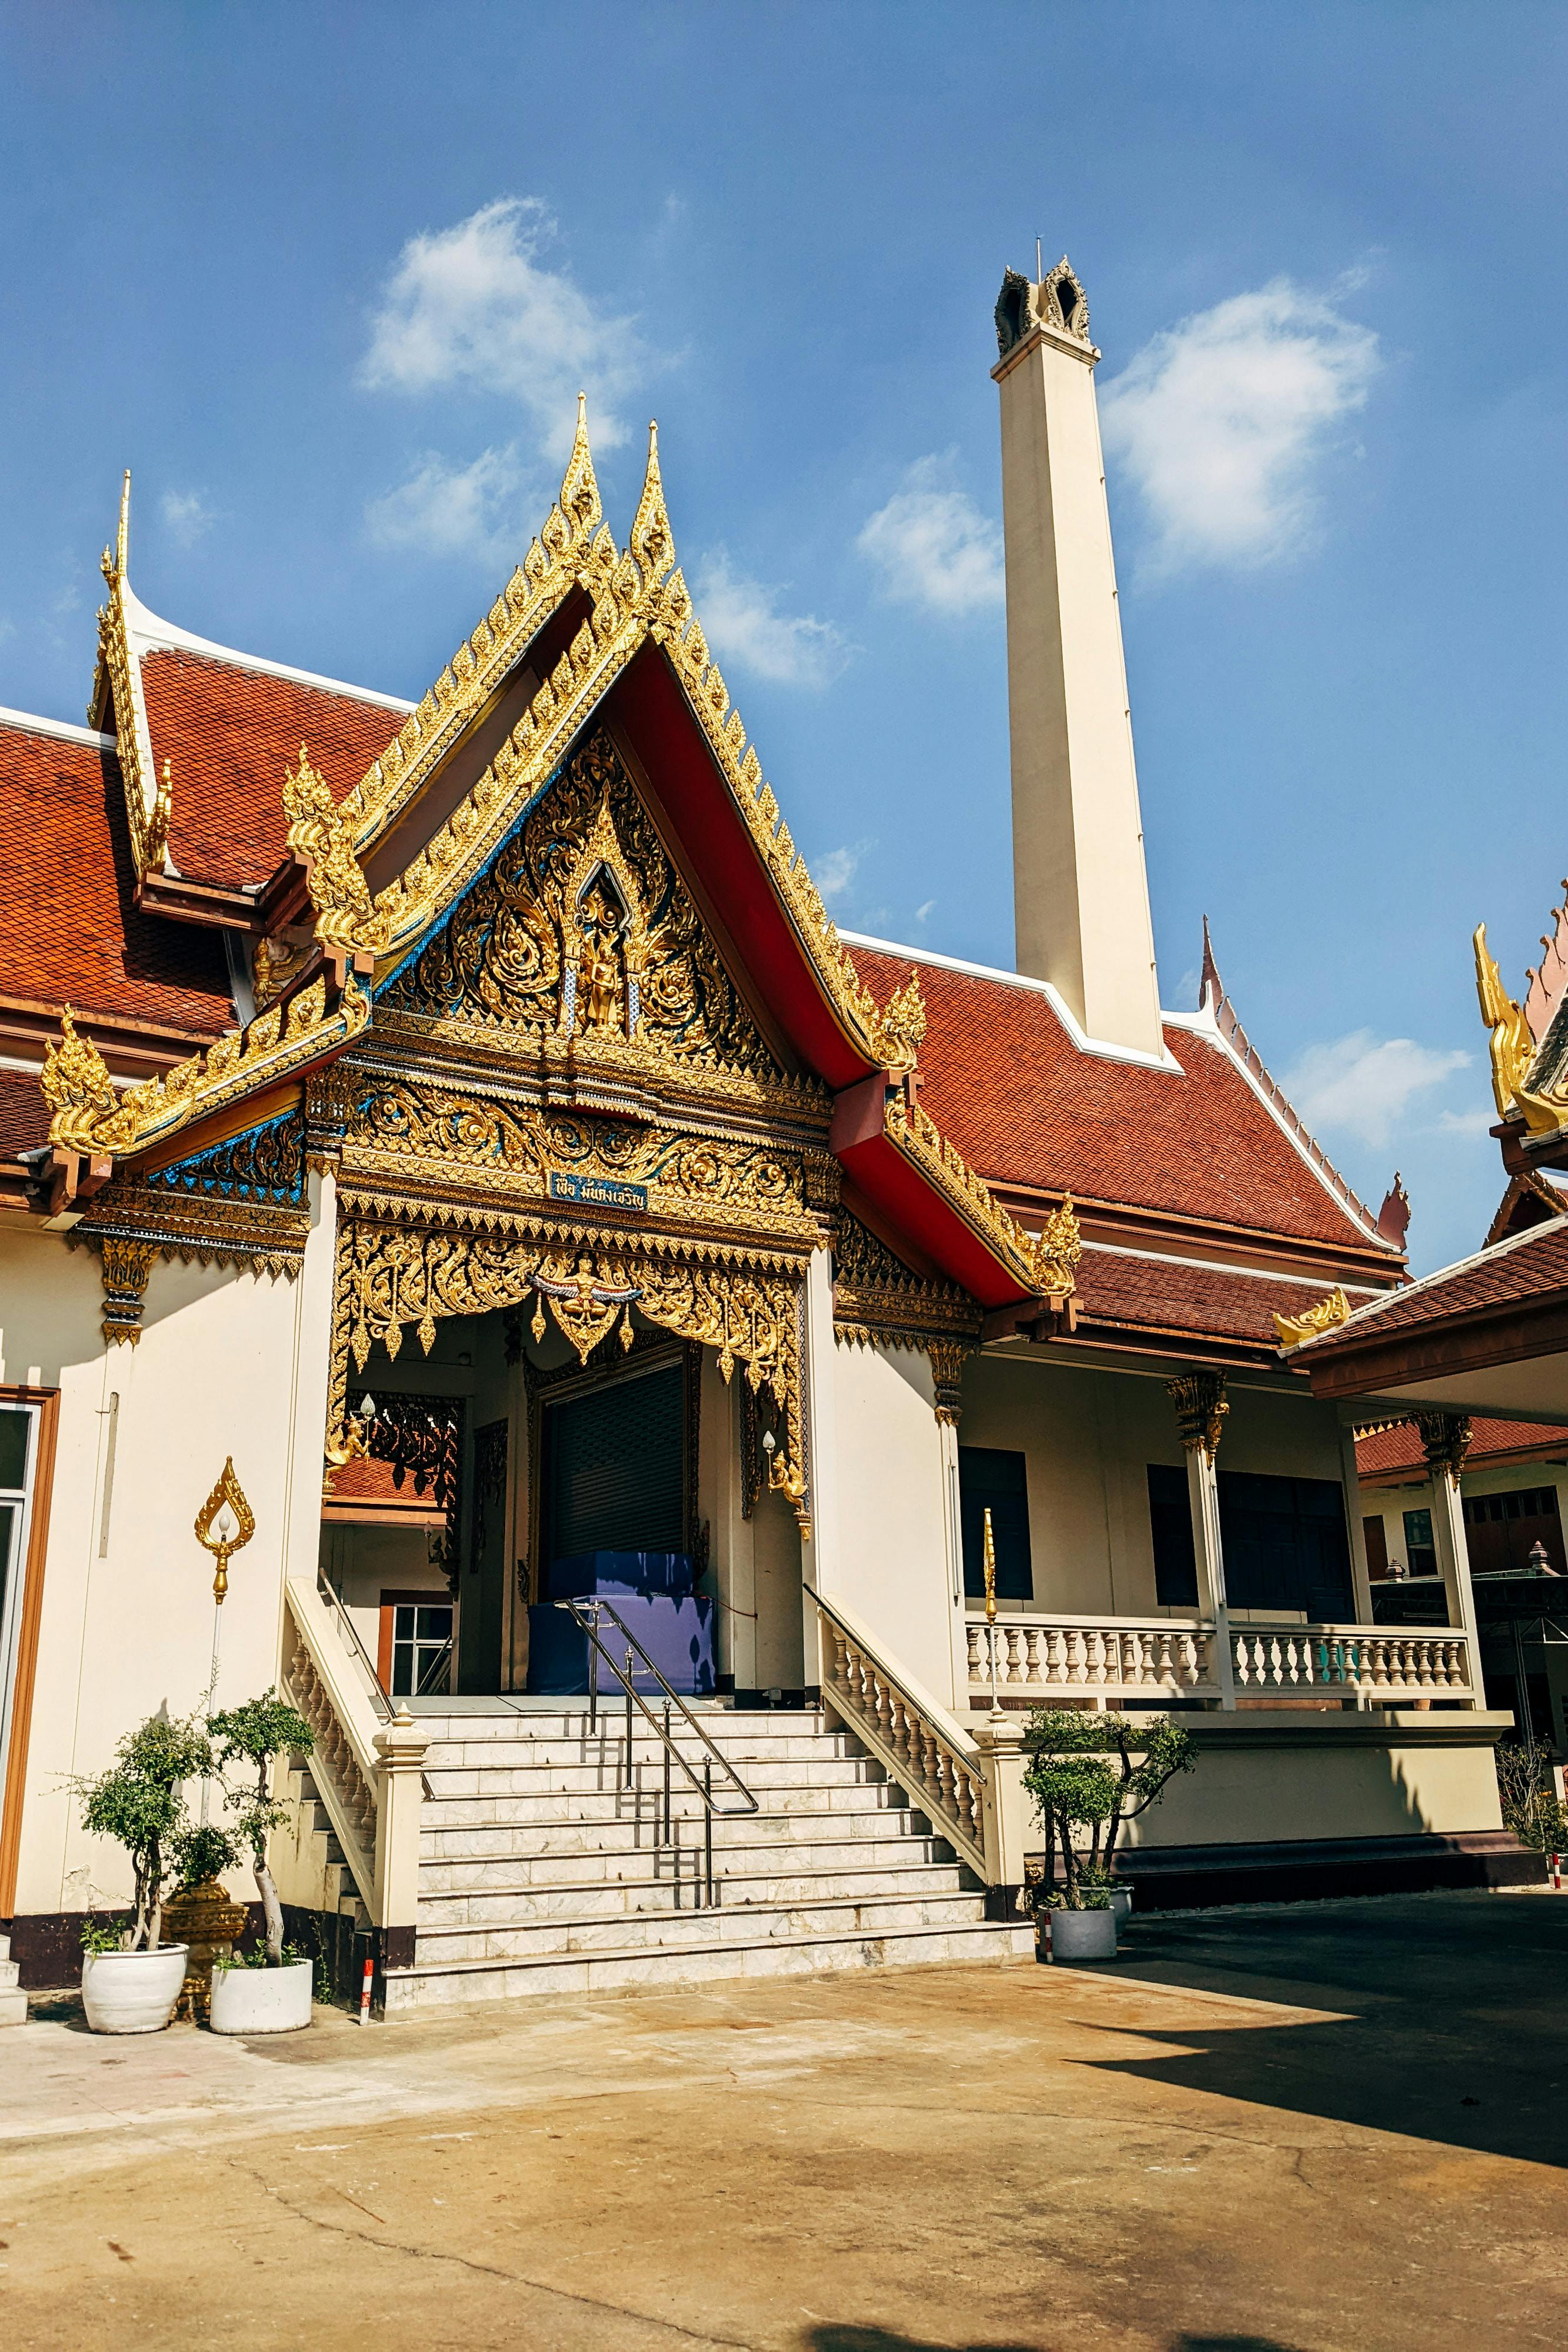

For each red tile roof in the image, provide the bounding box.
[0,1066,48,1159]
[1305,1219,1568,1347]
[139,649,399,891]
[0,721,233,1033]
[848,946,1384,1253]
[1076,1247,1381,1350]
[1356,1415,1568,1479]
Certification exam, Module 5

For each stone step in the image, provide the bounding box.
[414,1886,995,1964]
[422,1753,879,1800]
[416,1825,950,1893]
[419,1859,968,1925]
[383,1918,1033,2007]
[421,1730,862,1773]
[421,1797,927,1864]
[421,1777,907,1830]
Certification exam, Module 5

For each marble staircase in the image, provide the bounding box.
[386,1707,1032,2009]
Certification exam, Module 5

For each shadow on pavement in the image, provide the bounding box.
[799,2333,1305,2351]
[1077,1890,1568,2169]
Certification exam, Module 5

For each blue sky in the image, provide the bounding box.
[3,3,1566,1271]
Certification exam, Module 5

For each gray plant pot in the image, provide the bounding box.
[1045,1907,1117,1962]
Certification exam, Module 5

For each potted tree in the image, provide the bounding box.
[206,1689,317,2033]
[72,1709,212,2033]
[1022,1709,1196,1960]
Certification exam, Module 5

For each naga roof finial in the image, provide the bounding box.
[556,391,601,541]
[116,468,131,578]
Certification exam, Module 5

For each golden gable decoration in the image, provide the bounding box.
[381,730,779,1079]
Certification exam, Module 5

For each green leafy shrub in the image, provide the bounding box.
[170,1820,243,1890]
[71,1709,213,1950]
[1496,1736,1568,1853]
[1023,1709,1196,1909]
[208,1690,315,1965]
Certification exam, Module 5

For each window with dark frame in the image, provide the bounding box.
[958,1447,1032,1601]
[1218,1471,1355,1620]
[1146,1463,1198,1606]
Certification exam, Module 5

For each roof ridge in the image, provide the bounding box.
[0,705,116,752]
[838,931,1184,1072]
[1193,925,1391,1250]
[1079,1237,1389,1290]
[1293,1206,1568,1347]
[121,580,415,714]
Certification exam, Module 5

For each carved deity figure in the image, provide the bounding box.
[576,884,624,1035]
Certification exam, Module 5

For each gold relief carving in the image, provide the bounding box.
[327,1217,812,1534]
[343,1078,812,1233]
[383,732,779,1079]
[145,759,173,873]
[77,1185,308,1280]
[93,488,166,881]
[831,1209,980,1358]
[98,1234,157,1345]
[253,932,315,1012]
[285,745,392,954]
[40,1008,119,1152]
[926,1336,972,1426]
[1414,1409,1473,1487]
[1273,1286,1352,1350]
[879,968,928,1077]
[37,976,368,1166]
[1167,1370,1228,1464]
[881,1090,1067,1300]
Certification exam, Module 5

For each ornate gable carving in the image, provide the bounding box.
[382,730,780,1080]
[832,1209,980,1349]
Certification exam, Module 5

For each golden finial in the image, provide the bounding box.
[1474,921,1537,1119]
[39,1005,118,1149]
[116,468,131,578]
[193,1457,256,1605]
[982,1506,997,1624]
[629,416,674,592]
[880,967,928,1075]
[557,391,601,538]
[145,758,173,872]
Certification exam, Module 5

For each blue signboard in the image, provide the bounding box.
[548,1169,649,1213]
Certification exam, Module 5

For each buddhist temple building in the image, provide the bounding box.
[0,258,1528,2005]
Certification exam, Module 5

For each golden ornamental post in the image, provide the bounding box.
[983,1505,1002,1714]
[194,1457,255,1604]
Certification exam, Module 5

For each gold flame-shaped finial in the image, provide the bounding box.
[116,469,131,577]
[629,418,674,593]
[557,391,601,538]
[194,1457,256,1605]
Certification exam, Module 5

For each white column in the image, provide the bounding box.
[939,1415,970,1714]
[799,1246,839,1695]
[1417,1414,1486,1707]
[1338,1422,1376,1709]
[1168,1372,1236,1709]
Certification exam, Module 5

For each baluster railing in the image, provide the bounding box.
[816,1594,987,1876]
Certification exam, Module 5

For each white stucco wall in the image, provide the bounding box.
[825,1340,956,1706]
[960,1350,1355,1617]
[1,1178,337,1921]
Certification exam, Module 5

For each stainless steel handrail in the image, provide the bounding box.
[555,1597,758,1818]
[315,1564,394,1724]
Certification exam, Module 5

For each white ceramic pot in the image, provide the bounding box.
[209,1957,314,2035]
[1047,1907,1118,1962]
[81,1943,189,2034]
[1109,1887,1133,1924]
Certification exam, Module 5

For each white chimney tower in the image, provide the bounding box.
[992,258,1162,1057]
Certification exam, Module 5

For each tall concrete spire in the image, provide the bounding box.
[992,258,1162,1057]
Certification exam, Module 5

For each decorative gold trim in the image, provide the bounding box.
[38,975,368,1164]
[1273,1286,1352,1349]
[1167,1370,1227,1464]
[328,1211,812,1535]
[92,474,166,880]
[1414,1409,1473,1488]
[882,1092,1076,1297]
[926,1336,972,1426]
[831,1209,980,1362]
[98,1235,156,1346]
[76,1183,309,1280]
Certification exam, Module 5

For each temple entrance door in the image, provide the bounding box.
[541,1357,685,1565]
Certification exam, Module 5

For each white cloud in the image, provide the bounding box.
[1100,277,1381,576]
[813,843,870,907]
[365,445,529,562]
[915,899,936,925]
[693,552,853,690]
[857,455,1004,617]
[161,490,217,549]
[1282,1030,1470,1151]
[1435,1106,1498,1139]
[361,196,650,457]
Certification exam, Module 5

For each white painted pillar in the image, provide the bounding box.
[1168,1372,1236,1709]
[1338,1422,1375,1709]
[1417,1413,1486,1707]
[799,1246,839,1696]
[939,1416,970,1716]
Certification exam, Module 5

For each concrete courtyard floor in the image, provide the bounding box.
[2,1889,1566,2352]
